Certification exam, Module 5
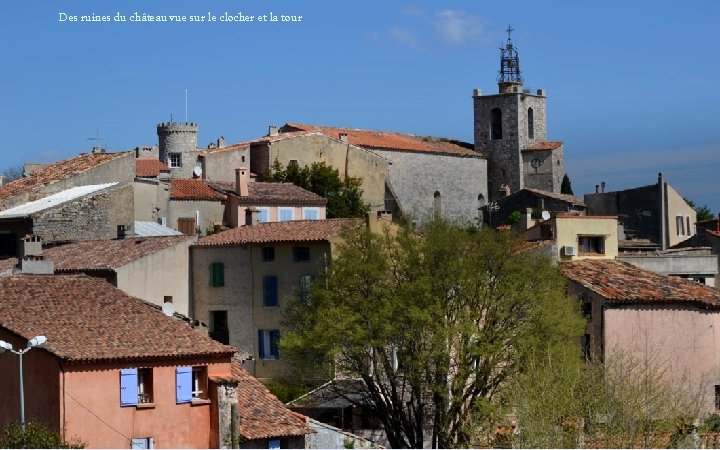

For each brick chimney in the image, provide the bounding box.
[235,167,249,197]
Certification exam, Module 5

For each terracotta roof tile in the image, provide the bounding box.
[207,181,326,206]
[230,360,312,440]
[40,236,192,271]
[0,152,132,202]
[195,219,356,247]
[0,274,235,364]
[522,141,563,151]
[282,123,481,158]
[136,158,170,177]
[562,259,720,308]
[170,179,224,201]
[524,188,585,206]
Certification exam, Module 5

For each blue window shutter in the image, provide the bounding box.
[120,368,138,407]
[303,208,318,220]
[176,366,192,403]
[270,330,281,358]
[259,208,269,223]
[279,208,292,221]
[269,439,281,449]
[258,330,266,359]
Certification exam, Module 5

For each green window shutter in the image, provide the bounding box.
[210,262,225,287]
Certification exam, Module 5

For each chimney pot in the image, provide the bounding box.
[268,126,279,136]
[339,133,348,143]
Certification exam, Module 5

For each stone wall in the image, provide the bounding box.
[157,122,199,179]
[372,149,487,225]
[133,179,171,223]
[203,148,250,183]
[31,182,134,243]
[522,146,564,193]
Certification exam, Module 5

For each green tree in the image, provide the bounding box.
[265,160,368,218]
[684,198,714,222]
[282,220,583,448]
[561,174,574,195]
[0,421,84,448]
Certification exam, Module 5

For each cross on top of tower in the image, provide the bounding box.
[506,25,514,42]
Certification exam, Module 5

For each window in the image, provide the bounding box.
[262,246,275,262]
[263,276,278,307]
[676,215,685,236]
[192,367,208,399]
[433,191,441,219]
[268,439,281,450]
[490,108,502,140]
[279,207,294,222]
[120,368,153,406]
[300,275,312,303]
[209,310,229,345]
[303,208,319,220]
[176,366,207,403]
[527,107,535,139]
[581,334,591,361]
[177,217,196,235]
[258,329,281,359]
[581,301,592,320]
[168,153,182,168]
[131,438,155,449]
[258,207,269,223]
[578,236,605,254]
[716,385,720,411]
[686,216,692,236]
[288,159,299,168]
[293,246,311,262]
[209,262,224,287]
[163,296,173,304]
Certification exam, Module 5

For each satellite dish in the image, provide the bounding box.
[193,166,203,178]
[162,302,176,317]
[541,210,551,220]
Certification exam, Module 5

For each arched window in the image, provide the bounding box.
[490,108,502,140]
[433,191,441,218]
[527,107,534,140]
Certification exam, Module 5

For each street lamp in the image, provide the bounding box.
[0,335,47,431]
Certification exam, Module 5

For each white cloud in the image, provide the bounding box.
[389,27,421,49]
[433,10,484,45]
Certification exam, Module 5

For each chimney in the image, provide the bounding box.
[17,236,54,275]
[117,224,128,239]
[500,184,511,197]
[268,126,279,136]
[601,181,606,193]
[717,213,720,234]
[217,136,226,148]
[595,184,599,194]
[91,146,105,154]
[236,167,249,197]
[339,133,348,143]
[245,207,260,226]
[0,175,4,187]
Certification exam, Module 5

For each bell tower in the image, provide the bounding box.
[474,27,561,201]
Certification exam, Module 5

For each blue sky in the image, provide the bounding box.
[1,1,718,213]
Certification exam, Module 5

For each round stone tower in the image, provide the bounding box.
[157,122,199,178]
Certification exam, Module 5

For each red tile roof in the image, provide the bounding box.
[43,236,192,271]
[229,359,312,440]
[170,179,224,201]
[195,219,356,246]
[0,152,132,202]
[282,123,481,158]
[235,183,327,206]
[136,158,170,177]
[522,141,563,151]
[0,274,236,364]
[562,259,720,308]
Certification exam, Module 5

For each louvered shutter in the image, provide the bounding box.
[258,330,266,359]
[120,368,138,406]
[176,366,192,403]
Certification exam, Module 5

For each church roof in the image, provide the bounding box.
[522,141,563,151]
[281,123,482,158]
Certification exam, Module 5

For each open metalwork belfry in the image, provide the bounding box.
[498,25,523,93]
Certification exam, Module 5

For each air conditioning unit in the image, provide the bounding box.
[563,246,577,256]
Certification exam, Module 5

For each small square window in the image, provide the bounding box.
[581,301,592,319]
[262,246,275,262]
[293,246,311,262]
[168,153,182,168]
[303,208,319,220]
[163,296,173,304]
[578,236,604,254]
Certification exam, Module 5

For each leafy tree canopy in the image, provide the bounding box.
[684,198,714,222]
[265,160,368,219]
[0,422,84,449]
[282,220,583,448]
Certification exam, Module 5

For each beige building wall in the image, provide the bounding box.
[115,238,194,316]
[168,200,225,236]
[604,305,720,414]
[554,216,618,262]
[202,148,250,183]
[232,204,327,227]
[260,134,389,212]
[251,241,329,380]
[666,184,697,247]
[134,179,170,223]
